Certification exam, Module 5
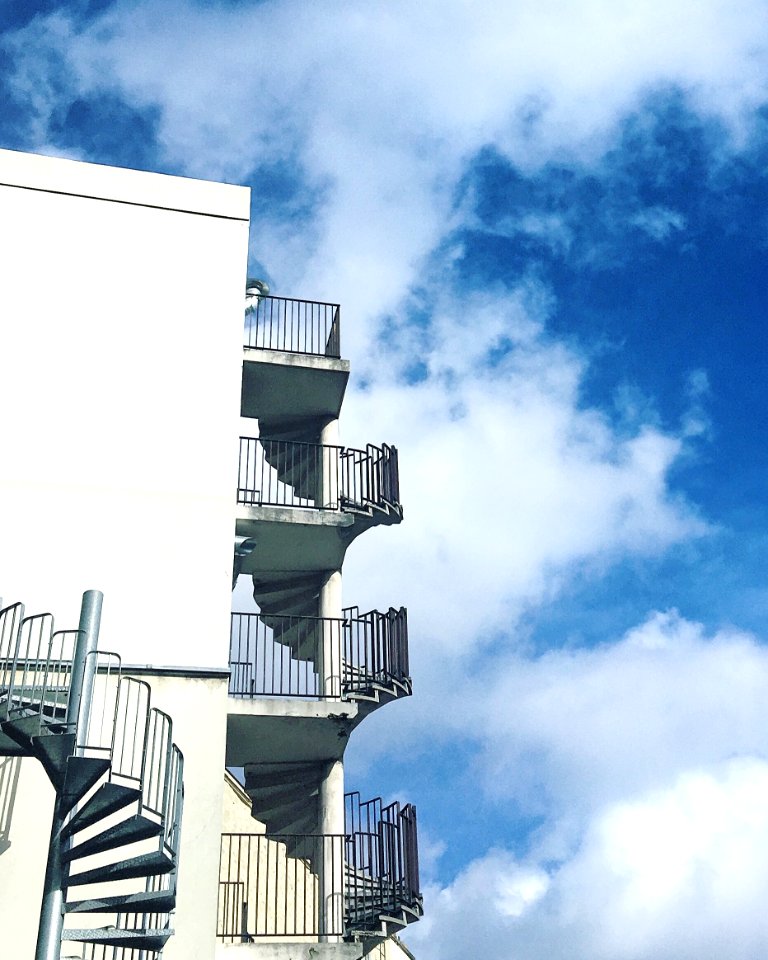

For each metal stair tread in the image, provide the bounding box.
[67,848,174,886]
[65,888,176,914]
[60,756,111,816]
[61,781,141,838]
[62,927,172,949]
[63,813,163,862]
[34,731,77,785]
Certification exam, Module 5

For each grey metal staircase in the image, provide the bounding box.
[0,593,184,960]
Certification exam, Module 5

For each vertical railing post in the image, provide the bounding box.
[35,589,102,960]
[71,589,103,746]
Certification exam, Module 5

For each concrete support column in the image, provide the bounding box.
[319,759,345,941]
[318,571,342,699]
[319,418,340,510]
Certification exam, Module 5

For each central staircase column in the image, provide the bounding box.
[318,759,344,942]
[35,590,102,960]
[319,418,340,509]
[318,571,342,699]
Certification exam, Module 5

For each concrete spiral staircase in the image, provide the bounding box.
[244,761,320,840]
[246,574,411,707]
[234,770,422,940]
[0,596,184,959]
[254,416,403,524]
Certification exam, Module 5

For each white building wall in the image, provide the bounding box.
[0,147,250,669]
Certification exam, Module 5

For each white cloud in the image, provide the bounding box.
[631,206,687,240]
[403,612,768,960]
[341,286,706,655]
[5,0,768,353]
[409,757,768,960]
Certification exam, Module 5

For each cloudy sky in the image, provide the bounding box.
[3,0,768,956]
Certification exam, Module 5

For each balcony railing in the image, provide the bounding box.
[228,607,409,699]
[237,437,401,515]
[345,794,421,934]
[217,795,420,941]
[244,295,341,358]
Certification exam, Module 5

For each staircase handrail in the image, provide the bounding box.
[244,294,341,358]
[238,436,402,516]
[0,594,186,958]
[228,607,410,700]
[217,814,420,942]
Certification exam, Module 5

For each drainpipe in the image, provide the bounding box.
[318,759,345,942]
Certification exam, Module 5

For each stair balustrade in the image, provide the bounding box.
[229,608,410,701]
[244,294,341,358]
[216,792,421,942]
[237,437,401,518]
[0,594,185,960]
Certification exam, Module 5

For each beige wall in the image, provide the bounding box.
[0,147,250,669]
[126,670,230,960]
[0,757,55,957]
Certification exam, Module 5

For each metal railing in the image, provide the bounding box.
[0,599,185,863]
[342,607,409,697]
[218,833,344,940]
[345,793,421,930]
[217,793,420,941]
[0,605,79,730]
[0,595,185,960]
[237,437,401,515]
[229,608,409,699]
[244,295,341,358]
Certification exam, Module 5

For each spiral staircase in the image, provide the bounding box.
[238,572,411,707]
[226,287,422,951]
[0,593,184,960]
[218,785,422,942]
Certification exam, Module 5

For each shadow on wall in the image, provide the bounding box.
[0,756,21,855]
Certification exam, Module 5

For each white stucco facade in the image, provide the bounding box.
[0,147,249,669]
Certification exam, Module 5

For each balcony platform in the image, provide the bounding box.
[226,697,360,765]
[235,505,357,571]
[215,938,364,959]
[241,348,349,424]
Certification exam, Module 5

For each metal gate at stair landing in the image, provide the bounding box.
[0,591,185,960]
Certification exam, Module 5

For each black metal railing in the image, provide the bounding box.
[237,437,401,515]
[345,792,421,930]
[217,794,420,941]
[244,295,341,358]
[218,833,345,940]
[228,608,409,699]
[342,606,409,696]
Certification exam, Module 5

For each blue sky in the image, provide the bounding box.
[4,1,768,957]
